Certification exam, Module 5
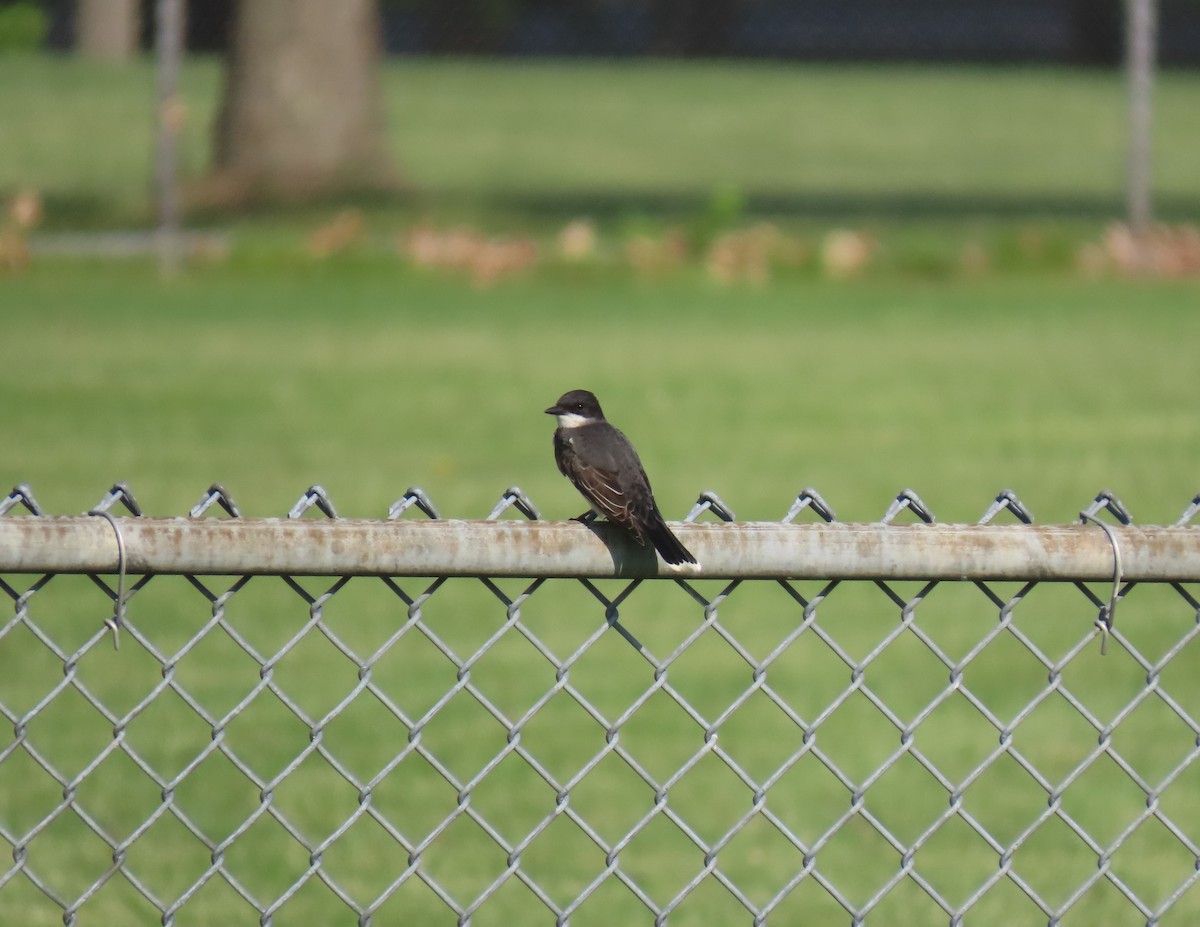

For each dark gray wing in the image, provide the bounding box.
[554,424,655,545]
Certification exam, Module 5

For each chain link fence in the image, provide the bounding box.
[1,483,1199,926]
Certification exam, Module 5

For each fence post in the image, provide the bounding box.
[1125,0,1158,238]
[154,0,186,275]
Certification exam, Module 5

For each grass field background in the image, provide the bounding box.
[4,54,1200,228]
[1,54,1199,925]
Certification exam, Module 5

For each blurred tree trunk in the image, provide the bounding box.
[213,0,399,200]
[76,0,141,60]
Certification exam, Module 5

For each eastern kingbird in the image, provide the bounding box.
[545,389,697,566]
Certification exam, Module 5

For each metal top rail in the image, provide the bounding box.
[2,517,1199,581]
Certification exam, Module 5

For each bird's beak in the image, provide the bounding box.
[544,405,561,415]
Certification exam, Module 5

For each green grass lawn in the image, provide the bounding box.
[3,260,1199,926]
[3,259,1198,523]
[3,54,1200,228]
[1,54,1200,927]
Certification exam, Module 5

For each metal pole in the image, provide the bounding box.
[2,518,1199,581]
[1126,0,1158,237]
[155,0,186,275]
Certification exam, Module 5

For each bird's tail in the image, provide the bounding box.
[647,517,697,566]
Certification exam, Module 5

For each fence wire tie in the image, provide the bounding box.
[1080,512,1123,656]
[88,509,128,651]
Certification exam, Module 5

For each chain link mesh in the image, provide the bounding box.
[1,484,1198,926]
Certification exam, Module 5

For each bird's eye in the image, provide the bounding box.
[575,403,584,411]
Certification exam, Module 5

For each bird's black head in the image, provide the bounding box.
[545,389,605,423]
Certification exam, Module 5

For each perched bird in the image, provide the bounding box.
[545,389,697,566]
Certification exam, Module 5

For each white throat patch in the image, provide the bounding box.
[556,412,592,429]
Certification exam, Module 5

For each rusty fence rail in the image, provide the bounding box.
[1,482,1199,927]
